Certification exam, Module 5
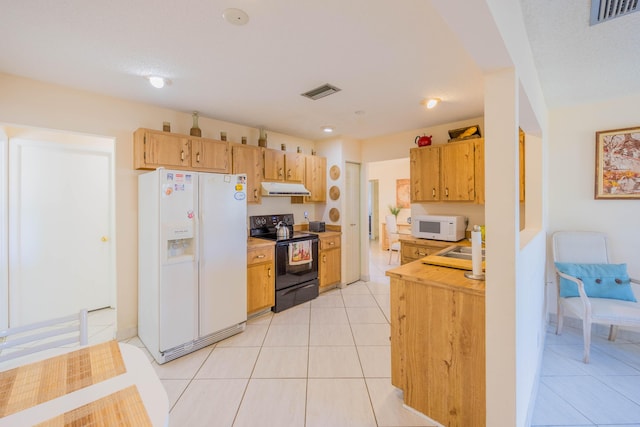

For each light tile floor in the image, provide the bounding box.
[123,239,438,427]
[8,240,640,426]
[531,322,640,426]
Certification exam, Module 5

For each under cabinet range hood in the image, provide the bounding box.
[261,181,311,196]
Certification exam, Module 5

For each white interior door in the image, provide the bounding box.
[9,134,115,326]
[344,162,361,284]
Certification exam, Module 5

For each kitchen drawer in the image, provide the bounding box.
[319,234,341,250]
[247,246,273,265]
[400,242,443,263]
[401,243,428,261]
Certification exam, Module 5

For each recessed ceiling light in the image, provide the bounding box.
[147,76,169,89]
[322,126,334,133]
[425,98,441,109]
[223,8,249,25]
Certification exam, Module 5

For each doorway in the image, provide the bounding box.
[3,126,116,327]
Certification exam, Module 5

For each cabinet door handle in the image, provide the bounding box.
[287,169,292,178]
[268,267,272,278]
[415,250,426,256]
[279,167,284,178]
[432,188,436,198]
[323,255,326,263]
[256,254,265,259]
[328,242,335,246]
[181,150,185,161]
[445,188,449,197]
[253,189,258,199]
[196,152,201,163]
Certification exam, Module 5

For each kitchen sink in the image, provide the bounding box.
[438,245,485,261]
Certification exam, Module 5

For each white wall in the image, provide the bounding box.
[0,72,316,339]
[548,93,640,314]
[363,116,487,228]
[368,158,411,230]
[429,1,550,425]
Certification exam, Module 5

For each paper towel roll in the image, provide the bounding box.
[471,230,483,276]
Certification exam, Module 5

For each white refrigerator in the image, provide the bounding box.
[138,168,247,364]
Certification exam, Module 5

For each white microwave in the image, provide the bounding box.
[411,215,467,242]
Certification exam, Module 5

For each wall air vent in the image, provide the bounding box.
[590,0,638,25]
[301,84,341,100]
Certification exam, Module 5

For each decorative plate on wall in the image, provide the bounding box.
[330,165,340,180]
[329,186,340,201]
[329,208,340,222]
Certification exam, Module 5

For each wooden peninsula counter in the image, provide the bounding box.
[386,259,485,427]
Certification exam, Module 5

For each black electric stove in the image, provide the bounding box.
[249,214,317,242]
[249,214,319,312]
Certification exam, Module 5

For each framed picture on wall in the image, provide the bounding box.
[396,179,410,208]
[595,126,640,199]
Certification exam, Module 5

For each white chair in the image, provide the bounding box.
[385,215,401,264]
[552,231,640,363]
[0,309,89,363]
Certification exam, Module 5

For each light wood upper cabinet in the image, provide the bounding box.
[410,138,484,203]
[133,128,229,173]
[263,149,285,181]
[263,149,304,182]
[293,155,326,203]
[285,152,305,182]
[134,129,190,169]
[440,140,475,201]
[410,145,439,201]
[232,143,263,204]
[189,138,230,173]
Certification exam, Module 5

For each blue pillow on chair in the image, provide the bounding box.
[554,262,637,302]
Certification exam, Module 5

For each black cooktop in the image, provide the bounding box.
[249,214,318,243]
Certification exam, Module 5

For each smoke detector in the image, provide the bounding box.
[301,84,341,100]
[223,8,249,25]
[590,0,638,25]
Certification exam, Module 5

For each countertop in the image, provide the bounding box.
[247,237,275,249]
[398,235,470,246]
[312,230,341,238]
[385,258,485,296]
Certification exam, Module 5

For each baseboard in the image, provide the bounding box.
[550,313,640,341]
[115,325,138,341]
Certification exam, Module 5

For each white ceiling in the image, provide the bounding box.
[1,1,638,141]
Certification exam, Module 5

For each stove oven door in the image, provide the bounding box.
[274,238,319,290]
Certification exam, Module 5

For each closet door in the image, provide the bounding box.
[9,135,114,326]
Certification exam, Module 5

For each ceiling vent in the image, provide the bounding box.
[590,0,639,25]
[301,84,341,100]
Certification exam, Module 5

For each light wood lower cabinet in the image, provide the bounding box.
[390,274,485,426]
[247,245,274,314]
[399,237,453,264]
[318,233,341,291]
